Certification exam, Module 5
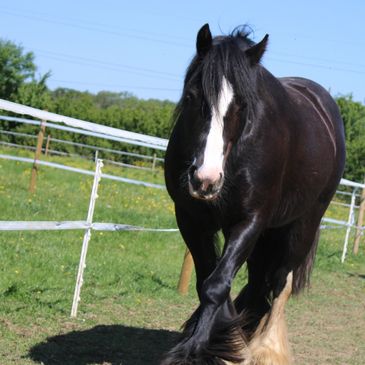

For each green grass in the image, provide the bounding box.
[0,147,364,365]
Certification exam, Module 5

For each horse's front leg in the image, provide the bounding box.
[162,215,264,365]
[175,206,219,300]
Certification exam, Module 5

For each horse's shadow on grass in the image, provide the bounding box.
[28,324,180,365]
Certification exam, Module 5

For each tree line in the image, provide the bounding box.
[0,39,364,181]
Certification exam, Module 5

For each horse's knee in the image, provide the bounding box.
[201,278,231,305]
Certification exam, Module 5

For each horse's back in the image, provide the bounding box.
[280,76,345,181]
[280,76,344,137]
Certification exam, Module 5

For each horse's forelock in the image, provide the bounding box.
[201,36,258,114]
[181,31,260,119]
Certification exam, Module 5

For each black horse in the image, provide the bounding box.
[163,24,345,365]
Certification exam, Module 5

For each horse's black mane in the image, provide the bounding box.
[182,26,261,114]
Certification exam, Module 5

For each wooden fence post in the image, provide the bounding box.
[353,178,365,254]
[29,119,46,193]
[177,248,194,295]
[152,153,157,173]
[44,134,51,156]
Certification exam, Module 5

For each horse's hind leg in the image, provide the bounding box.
[223,272,293,365]
[273,208,322,299]
[234,230,283,335]
[244,271,293,365]
[242,211,323,365]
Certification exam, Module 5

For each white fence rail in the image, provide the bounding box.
[0,139,160,172]
[0,116,164,162]
[0,99,168,150]
[0,153,165,189]
[0,221,179,232]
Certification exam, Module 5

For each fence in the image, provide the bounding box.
[0,98,364,309]
[0,99,175,316]
[0,158,177,316]
[0,116,164,171]
[322,180,365,262]
[0,99,168,150]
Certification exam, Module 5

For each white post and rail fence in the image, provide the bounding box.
[0,98,364,309]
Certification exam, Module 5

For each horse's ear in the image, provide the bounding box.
[196,23,212,57]
[246,34,269,65]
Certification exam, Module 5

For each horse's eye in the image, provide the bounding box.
[235,97,246,110]
[184,92,195,104]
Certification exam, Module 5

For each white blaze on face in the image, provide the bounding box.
[196,77,234,182]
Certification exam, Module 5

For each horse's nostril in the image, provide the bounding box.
[188,165,203,191]
[188,165,197,179]
[206,184,214,194]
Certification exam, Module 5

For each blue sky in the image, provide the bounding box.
[0,0,364,103]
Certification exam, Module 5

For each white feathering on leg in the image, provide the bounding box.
[223,272,293,365]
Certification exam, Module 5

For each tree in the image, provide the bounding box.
[336,96,365,182]
[94,91,136,109]
[0,39,37,99]
[14,72,52,109]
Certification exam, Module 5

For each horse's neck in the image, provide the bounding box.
[255,67,292,121]
[258,67,288,99]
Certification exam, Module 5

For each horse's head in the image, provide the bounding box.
[177,24,268,201]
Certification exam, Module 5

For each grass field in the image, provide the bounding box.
[0,147,364,365]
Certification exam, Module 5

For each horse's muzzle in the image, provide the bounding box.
[188,165,224,201]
